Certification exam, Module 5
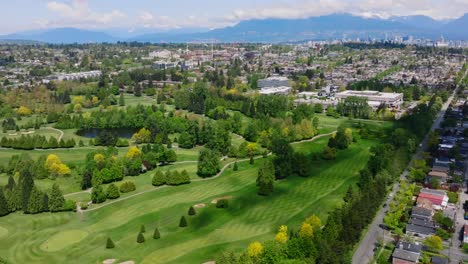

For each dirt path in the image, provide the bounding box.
[43,127,64,141]
[82,132,333,213]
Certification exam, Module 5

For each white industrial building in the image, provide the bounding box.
[335,90,404,109]
[258,76,292,96]
[44,70,102,82]
[259,86,291,95]
[258,76,290,89]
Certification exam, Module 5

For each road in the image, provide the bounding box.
[352,72,465,264]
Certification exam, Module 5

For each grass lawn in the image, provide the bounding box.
[0,136,375,264]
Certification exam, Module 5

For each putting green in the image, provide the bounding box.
[40,230,89,252]
[0,226,8,239]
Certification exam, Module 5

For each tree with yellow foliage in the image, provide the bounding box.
[299,223,314,238]
[275,225,288,243]
[131,128,151,144]
[45,154,71,177]
[17,106,32,116]
[304,214,322,231]
[126,146,142,159]
[72,96,85,105]
[247,241,264,257]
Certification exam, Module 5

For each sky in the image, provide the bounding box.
[1,0,467,35]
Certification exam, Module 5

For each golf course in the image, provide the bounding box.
[0,121,380,263]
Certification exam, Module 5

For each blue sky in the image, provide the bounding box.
[1,0,467,34]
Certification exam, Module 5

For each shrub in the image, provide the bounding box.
[137,232,145,243]
[216,199,229,208]
[106,238,115,249]
[322,147,337,160]
[179,216,187,227]
[153,228,160,239]
[106,184,120,199]
[448,192,458,203]
[80,202,88,210]
[91,185,107,204]
[152,171,166,186]
[436,228,451,240]
[119,181,136,193]
[62,200,76,211]
[188,206,196,216]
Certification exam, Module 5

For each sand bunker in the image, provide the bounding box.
[194,203,206,208]
[211,196,233,204]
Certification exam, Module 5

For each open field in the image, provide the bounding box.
[0,134,376,264]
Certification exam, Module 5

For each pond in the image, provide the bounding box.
[76,128,138,139]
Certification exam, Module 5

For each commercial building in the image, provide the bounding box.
[335,90,404,109]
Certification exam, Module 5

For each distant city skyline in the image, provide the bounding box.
[1,0,467,35]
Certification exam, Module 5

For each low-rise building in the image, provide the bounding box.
[335,90,404,109]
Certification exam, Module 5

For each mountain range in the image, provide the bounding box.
[1,13,466,44]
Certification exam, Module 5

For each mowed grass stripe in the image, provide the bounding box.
[0,135,375,264]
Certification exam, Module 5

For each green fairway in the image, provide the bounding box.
[0,135,375,264]
[40,230,89,252]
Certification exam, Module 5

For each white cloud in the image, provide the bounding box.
[44,0,125,28]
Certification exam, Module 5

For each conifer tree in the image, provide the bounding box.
[42,193,49,212]
[153,227,160,239]
[106,237,115,249]
[49,183,65,212]
[20,169,34,212]
[0,189,10,217]
[140,224,146,233]
[137,232,145,243]
[256,160,275,196]
[5,175,15,190]
[188,206,196,216]
[233,161,238,171]
[179,216,188,227]
[152,171,166,186]
[27,186,44,214]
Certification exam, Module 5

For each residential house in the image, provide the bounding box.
[418,189,449,209]
[392,242,422,264]
[431,256,448,264]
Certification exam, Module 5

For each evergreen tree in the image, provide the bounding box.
[140,224,146,233]
[153,227,160,239]
[27,186,44,214]
[152,171,166,186]
[81,171,92,190]
[256,160,275,196]
[20,169,34,212]
[179,216,188,227]
[49,183,65,212]
[0,189,10,217]
[197,148,221,178]
[5,175,15,190]
[188,206,196,216]
[106,184,120,199]
[42,193,49,212]
[106,237,115,249]
[180,170,190,184]
[5,187,21,212]
[233,161,238,171]
[137,232,145,243]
